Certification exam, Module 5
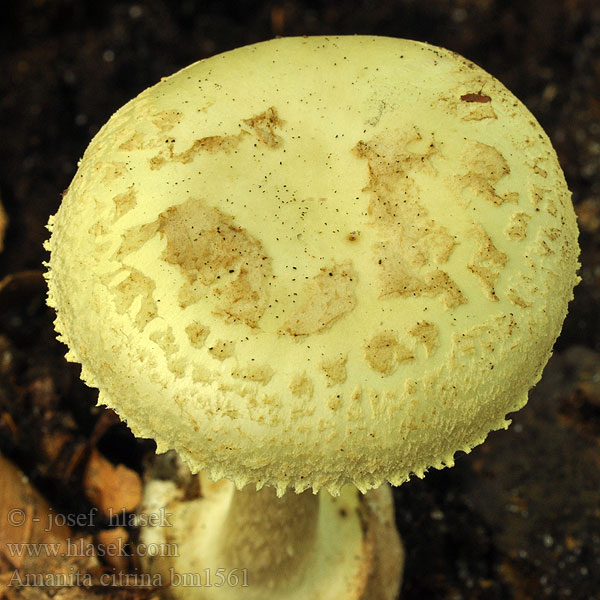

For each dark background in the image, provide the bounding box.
[1,1,599,598]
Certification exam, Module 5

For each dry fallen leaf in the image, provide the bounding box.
[0,451,98,597]
[96,527,130,572]
[83,449,142,517]
[0,451,72,572]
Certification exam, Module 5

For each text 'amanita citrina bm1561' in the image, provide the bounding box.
[46,36,579,599]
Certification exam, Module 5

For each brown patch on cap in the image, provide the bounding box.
[507,288,532,309]
[354,132,464,309]
[289,372,314,399]
[408,321,438,357]
[457,142,519,206]
[158,198,272,327]
[281,264,357,337]
[328,394,342,410]
[364,331,414,376]
[117,197,272,329]
[151,110,183,133]
[530,185,558,217]
[118,130,148,152]
[167,355,186,377]
[149,134,244,170]
[104,268,158,331]
[321,355,348,385]
[505,212,532,240]
[467,225,507,301]
[243,106,284,148]
[185,322,210,349]
[111,186,137,222]
[114,197,273,328]
[232,364,274,385]
[148,107,284,170]
[94,160,128,183]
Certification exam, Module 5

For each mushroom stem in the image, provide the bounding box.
[139,470,403,598]
[217,486,319,587]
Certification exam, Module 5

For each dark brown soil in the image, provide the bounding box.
[1,2,599,599]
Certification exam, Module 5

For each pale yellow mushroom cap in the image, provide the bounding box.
[46,36,579,495]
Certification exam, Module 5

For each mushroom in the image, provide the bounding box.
[45,36,579,598]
